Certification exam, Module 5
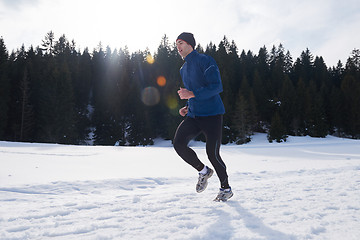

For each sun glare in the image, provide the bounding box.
[141,87,160,106]
[166,96,178,110]
[146,54,155,64]
[157,76,166,87]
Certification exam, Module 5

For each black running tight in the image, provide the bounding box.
[173,115,229,189]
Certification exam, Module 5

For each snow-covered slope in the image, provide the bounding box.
[1,134,359,239]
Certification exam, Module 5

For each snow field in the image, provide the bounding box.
[1,134,360,239]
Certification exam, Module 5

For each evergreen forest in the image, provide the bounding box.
[0,32,359,146]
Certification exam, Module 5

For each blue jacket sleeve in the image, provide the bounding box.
[192,61,223,100]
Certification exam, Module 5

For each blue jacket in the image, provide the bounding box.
[180,50,225,117]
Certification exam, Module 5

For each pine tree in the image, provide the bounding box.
[348,49,360,70]
[42,31,55,55]
[256,46,270,78]
[313,56,329,88]
[73,48,92,144]
[92,46,113,145]
[233,93,252,144]
[303,81,328,137]
[293,78,307,135]
[5,45,28,141]
[279,75,296,134]
[216,36,240,140]
[0,37,10,138]
[205,42,217,58]
[293,49,314,86]
[341,73,360,138]
[248,90,259,132]
[55,60,77,143]
[269,44,285,96]
[253,48,271,124]
[19,66,34,141]
[268,111,287,143]
[284,50,293,74]
[35,47,76,144]
[26,46,47,142]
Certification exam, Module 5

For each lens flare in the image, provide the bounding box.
[141,87,160,106]
[146,54,155,64]
[166,96,178,109]
[157,76,166,87]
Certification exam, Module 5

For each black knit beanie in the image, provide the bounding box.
[177,32,196,49]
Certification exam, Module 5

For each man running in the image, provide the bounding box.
[173,32,233,202]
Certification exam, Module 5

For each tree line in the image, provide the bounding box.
[0,32,359,145]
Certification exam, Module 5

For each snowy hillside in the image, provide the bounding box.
[1,134,360,240]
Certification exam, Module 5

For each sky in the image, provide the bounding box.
[0,0,359,67]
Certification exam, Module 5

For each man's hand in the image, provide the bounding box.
[177,87,195,100]
[179,106,188,117]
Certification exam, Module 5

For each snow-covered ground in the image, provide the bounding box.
[1,134,360,240]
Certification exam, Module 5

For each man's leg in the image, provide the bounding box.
[198,115,230,189]
[173,117,204,171]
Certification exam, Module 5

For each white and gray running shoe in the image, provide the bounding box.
[196,167,214,193]
[214,187,233,202]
